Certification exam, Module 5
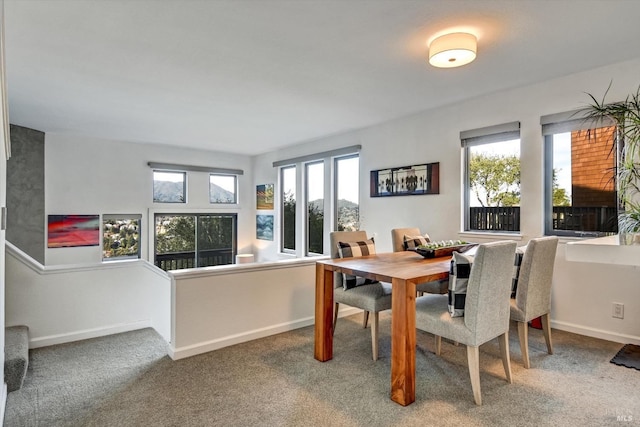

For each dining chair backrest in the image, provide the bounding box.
[329,230,369,290]
[514,236,559,319]
[463,241,517,345]
[391,227,421,252]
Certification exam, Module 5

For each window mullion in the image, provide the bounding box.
[194,214,199,268]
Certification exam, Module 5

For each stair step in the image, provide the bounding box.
[5,325,29,392]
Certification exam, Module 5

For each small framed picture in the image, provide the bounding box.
[256,214,274,240]
[256,184,274,210]
[47,214,100,248]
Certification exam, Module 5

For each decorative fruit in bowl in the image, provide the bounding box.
[414,240,477,258]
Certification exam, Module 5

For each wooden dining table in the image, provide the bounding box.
[314,251,451,406]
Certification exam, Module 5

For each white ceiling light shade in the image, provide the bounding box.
[428,32,477,68]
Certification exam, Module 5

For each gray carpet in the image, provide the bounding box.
[4,313,640,427]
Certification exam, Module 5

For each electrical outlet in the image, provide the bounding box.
[612,303,624,319]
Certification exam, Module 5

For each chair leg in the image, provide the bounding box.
[434,335,442,356]
[541,313,554,355]
[517,320,530,369]
[498,332,513,384]
[363,311,369,328]
[371,312,379,361]
[466,345,482,405]
[333,303,339,332]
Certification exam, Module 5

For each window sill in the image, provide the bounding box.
[459,231,523,241]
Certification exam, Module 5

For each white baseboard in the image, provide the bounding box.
[23,313,635,362]
[28,320,152,349]
[169,307,361,360]
[551,319,640,345]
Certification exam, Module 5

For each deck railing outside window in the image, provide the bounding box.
[155,248,234,271]
[468,206,617,234]
[469,207,521,232]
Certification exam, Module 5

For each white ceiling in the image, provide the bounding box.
[4,0,640,156]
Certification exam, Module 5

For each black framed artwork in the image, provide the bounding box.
[370,162,439,197]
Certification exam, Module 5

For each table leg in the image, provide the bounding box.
[314,263,334,361]
[390,278,416,406]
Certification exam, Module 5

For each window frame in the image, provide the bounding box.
[305,160,325,256]
[334,154,360,233]
[280,165,297,254]
[102,214,142,261]
[541,111,619,238]
[209,173,238,204]
[461,122,521,233]
[274,147,360,257]
[152,211,237,271]
[153,170,187,204]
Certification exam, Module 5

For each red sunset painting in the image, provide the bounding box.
[47,215,100,248]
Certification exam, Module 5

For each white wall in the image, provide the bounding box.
[168,258,351,359]
[44,133,256,265]
[253,58,640,344]
[8,133,259,350]
[5,243,171,347]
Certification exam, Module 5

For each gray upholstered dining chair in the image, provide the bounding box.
[390,227,448,296]
[415,240,517,405]
[510,236,559,368]
[330,230,392,361]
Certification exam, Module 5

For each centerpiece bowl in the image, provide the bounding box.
[414,240,477,258]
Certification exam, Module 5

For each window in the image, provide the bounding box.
[461,122,521,232]
[148,162,243,204]
[306,161,324,255]
[542,111,618,237]
[102,214,141,261]
[154,213,237,271]
[274,145,361,256]
[209,174,237,204]
[335,155,360,231]
[281,165,296,252]
[153,171,186,203]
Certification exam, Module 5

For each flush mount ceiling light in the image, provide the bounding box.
[428,32,477,68]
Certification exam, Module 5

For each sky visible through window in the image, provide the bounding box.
[210,174,235,193]
[553,133,572,201]
[283,166,296,199]
[307,162,324,199]
[469,138,571,206]
[306,157,359,203]
[154,171,183,182]
[336,157,359,203]
[307,163,323,201]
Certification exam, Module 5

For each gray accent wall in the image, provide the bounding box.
[7,124,45,264]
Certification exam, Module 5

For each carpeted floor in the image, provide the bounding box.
[4,313,640,427]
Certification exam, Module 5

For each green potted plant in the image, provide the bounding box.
[582,84,640,243]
